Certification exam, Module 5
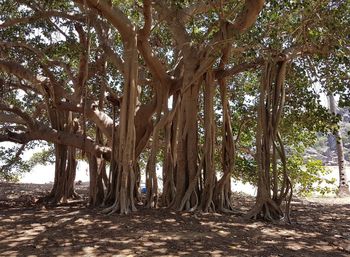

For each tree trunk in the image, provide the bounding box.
[89,74,108,207]
[213,73,235,212]
[145,119,160,208]
[247,60,292,221]
[172,81,200,211]
[328,94,350,196]
[162,95,178,206]
[200,71,216,212]
[104,31,139,214]
[88,153,105,206]
[144,82,169,208]
[39,109,78,204]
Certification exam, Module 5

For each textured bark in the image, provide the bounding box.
[328,94,350,196]
[247,60,292,221]
[103,30,139,214]
[213,75,235,212]
[162,95,178,206]
[88,57,108,207]
[88,154,105,206]
[172,81,200,211]
[213,47,235,212]
[200,72,216,212]
[145,126,160,208]
[38,110,78,204]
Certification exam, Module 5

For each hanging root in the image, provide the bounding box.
[247,60,292,222]
[284,177,293,223]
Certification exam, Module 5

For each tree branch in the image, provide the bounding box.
[74,0,134,40]
[0,113,27,125]
[0,128,110,159]
[0,59,69,101]
[0,11,84,29]
[0,60,46,86]
[153,1,191,46]
[215,58,264,79]
[0,104,36,129]
[227,0,265,34]
[57,101,114,140]
[0,144,26,174]
[140,0,152,38]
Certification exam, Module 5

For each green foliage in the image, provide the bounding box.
[28,145,55,166]
[0,144,31,182]
[0,142,54,182]
[288,150,336,197]
[234,156,257,184]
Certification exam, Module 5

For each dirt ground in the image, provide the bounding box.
[0,183,349,257]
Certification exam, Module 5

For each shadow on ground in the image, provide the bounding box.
[0,184,349,257]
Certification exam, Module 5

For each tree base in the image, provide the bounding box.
[246,198,284,221]
[338,186,350,197]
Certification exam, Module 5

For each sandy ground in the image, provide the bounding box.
[0,183,349,257]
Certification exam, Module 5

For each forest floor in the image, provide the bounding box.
[0,183,349,257]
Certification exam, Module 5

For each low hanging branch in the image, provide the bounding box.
[247,59,293,222]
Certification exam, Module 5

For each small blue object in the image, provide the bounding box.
[141,187,147,193]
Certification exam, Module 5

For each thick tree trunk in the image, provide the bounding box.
[247,61,292,221]
[328,94,350,196]
[200,72,216,212]
[144,82,169,208]
[62,146,78,203]
[104,31,139,214]
[40,144,78,204]
[88,154,105,206]
[203,46,236,213]
[89,80,107,207]
[39,110,78,204]
[172,82,200,211]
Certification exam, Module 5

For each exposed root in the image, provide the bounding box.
[177,157,203,211]
[102,201,119,214]
[246,198,284,221]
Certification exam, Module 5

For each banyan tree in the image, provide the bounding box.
[1,0,349,220]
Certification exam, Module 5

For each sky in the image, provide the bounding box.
[20,161,90,184]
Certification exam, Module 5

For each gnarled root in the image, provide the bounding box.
[246,198,284,221]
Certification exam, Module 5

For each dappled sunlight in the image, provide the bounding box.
[1,0,350,255]
[1,194,349,256]
[3,162,345,257]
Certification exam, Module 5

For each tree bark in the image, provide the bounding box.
[200,71,216,212]
[39,110,78,204]
[213,73,235,212]
[88,153,105,206]
[328,94,350,196]
[162,95,178,206]
[104,30,139,214]
[247,60,292,221]
[172,81,200,211]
